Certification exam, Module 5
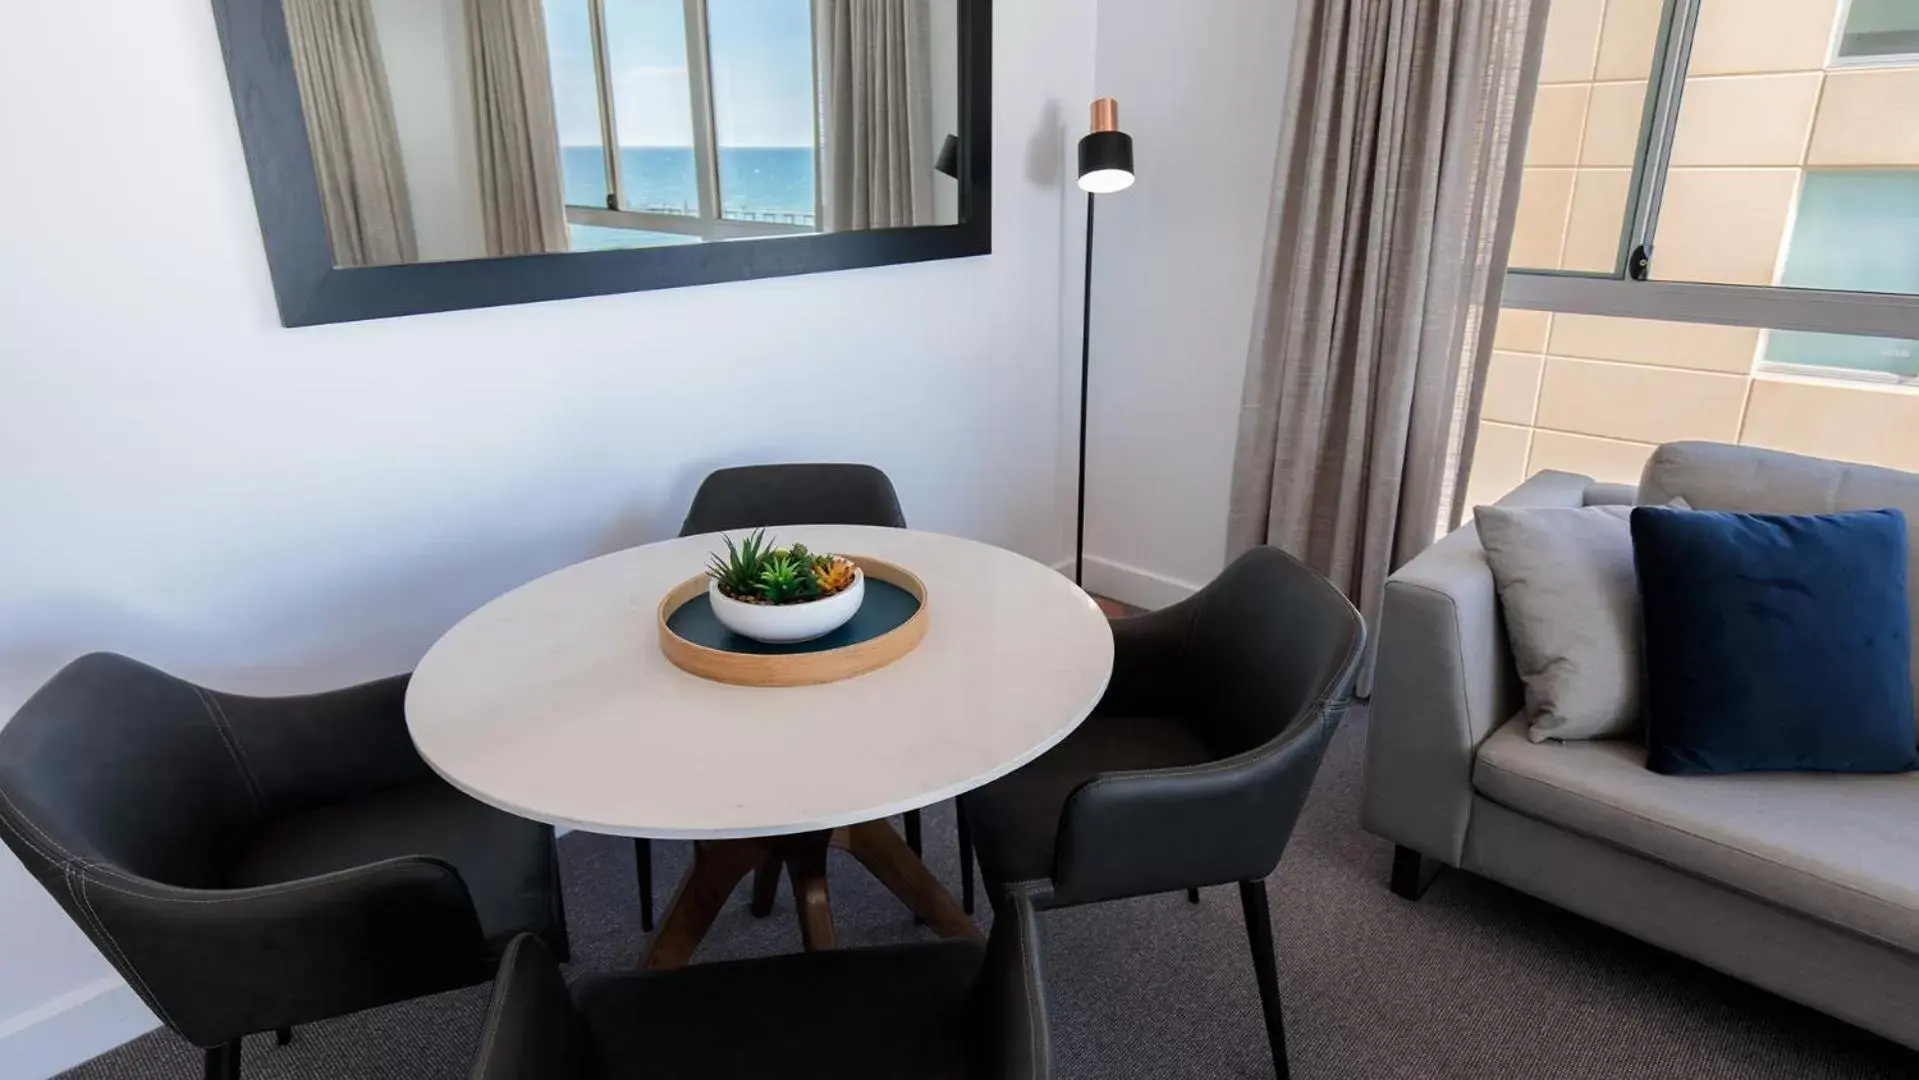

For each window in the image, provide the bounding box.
[1467,0,1919,503]
[1503,0,1919,384]
[1836,0,1919,63]
[543,0,818,249]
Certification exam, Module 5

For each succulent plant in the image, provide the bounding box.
[812,556,857,595]
[706,529,772,599]
[705,531,859,604]
[754,553,821,604]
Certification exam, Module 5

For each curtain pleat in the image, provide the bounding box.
[284,0,418,267]
[467,0,569,257]
[1227,0,1548,689]
[816,0,934,231]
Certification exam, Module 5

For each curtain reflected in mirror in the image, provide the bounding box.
[281,0,964,268]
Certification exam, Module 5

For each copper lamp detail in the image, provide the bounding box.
[1077,98,1136,194]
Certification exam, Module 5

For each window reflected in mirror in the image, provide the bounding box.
[282,0,964,268]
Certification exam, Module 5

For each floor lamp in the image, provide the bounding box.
[1074,97,1136,587]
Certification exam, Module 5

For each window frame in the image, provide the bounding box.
[1501,0,1919,358]
[1830,0,1919,70]
[567,0,818,242]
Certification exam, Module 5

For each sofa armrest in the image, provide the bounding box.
[1584,481,1638,506]
[1359,470,1595,865]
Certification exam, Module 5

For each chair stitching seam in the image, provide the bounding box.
[472,940,519,1077]
[196,687,265,811]
[71,864,183,1031]
[1016,899,1043,1078]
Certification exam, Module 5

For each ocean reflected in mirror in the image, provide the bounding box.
[281,0,963,268]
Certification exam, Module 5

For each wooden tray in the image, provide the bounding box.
[657,556,929,687]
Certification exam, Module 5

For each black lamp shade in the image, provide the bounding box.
[1078,130,1135,194]
[935,134,960,179]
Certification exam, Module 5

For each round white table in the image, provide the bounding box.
[407,525,1114,966]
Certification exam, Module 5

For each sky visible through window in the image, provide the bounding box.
[544,0,814,149]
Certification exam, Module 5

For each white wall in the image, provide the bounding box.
[0,0,1095,1074]
[370,0,488,263]
[1078,0,1296,606]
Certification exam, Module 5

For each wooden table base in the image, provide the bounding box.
[641,819,981,969]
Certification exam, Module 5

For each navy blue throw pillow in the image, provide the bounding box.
[1630,506,1916,776]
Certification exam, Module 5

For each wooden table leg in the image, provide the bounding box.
[784,832,835,950]
[835,820,982,941]
[641,820,978,969]
[641,838,767,970]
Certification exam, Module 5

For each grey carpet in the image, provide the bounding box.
[61,708,1919,1079]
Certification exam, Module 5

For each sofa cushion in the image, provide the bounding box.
[1631,506,1916,775]
[1639,441,1919,739]
[1474,504,1641,743]
[1474,718,1919,955]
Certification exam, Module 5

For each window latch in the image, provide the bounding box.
[1628,244,1651,281]
[606,194,619,212]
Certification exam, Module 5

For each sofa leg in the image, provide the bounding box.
[275,1027,292,1046]
[1389,845,1442,901]
[203,1040,241,1080]
[1186,887,1201,904]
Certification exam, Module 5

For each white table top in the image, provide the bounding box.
[406,526,1114,840]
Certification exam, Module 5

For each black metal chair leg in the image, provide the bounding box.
[275,1027,292,1046]
[203,1040,241,1080]
[955,801,975,914]
[1187,887,1201,904]
[904,809,925,923]
[635,837,655,933]
[1238,880,1291,1080]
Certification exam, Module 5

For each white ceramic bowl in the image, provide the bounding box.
[708,570,865,644]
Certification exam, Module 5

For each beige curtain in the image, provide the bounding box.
[815,0,934,231]
[284,0,417,267]
[1227,0,1548,685]
[467,0,568,256]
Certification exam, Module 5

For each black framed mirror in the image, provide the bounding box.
[210,0,992,326]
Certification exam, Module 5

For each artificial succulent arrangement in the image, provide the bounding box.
[706,530,859,605]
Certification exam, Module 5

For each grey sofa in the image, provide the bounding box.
[1362,440,1919,1050]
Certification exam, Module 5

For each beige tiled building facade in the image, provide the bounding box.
[1469,0,1919,506]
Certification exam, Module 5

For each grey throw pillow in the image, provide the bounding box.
[1474,504,1641,742]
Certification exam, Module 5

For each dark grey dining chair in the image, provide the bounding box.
[0,653,567,1080]
[956,546,1365,1080]
[470,891,1050,1080]
[634,463,912,932]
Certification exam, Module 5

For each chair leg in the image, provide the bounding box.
[1238,880,1291,1080]
[275,1027,292,1046]
[750,853,782,917]
[1389,844,1442,901]
[203,1040,241,1080]
[635,838,655,932]
[1187,887,1201,904]
[955,801,975,915]
[904,809,925,924]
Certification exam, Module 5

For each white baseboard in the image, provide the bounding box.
[0,977,156,1080]
[1050,555,1203,611]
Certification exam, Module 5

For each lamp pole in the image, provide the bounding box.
[1073,98,1135,588]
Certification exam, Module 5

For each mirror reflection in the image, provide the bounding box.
[282,0,963,267]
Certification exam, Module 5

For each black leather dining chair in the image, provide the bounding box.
[956,546,1364,1080]
[633,463,913,932]
[0,653,567,1080]
[470,891,1051,1080]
